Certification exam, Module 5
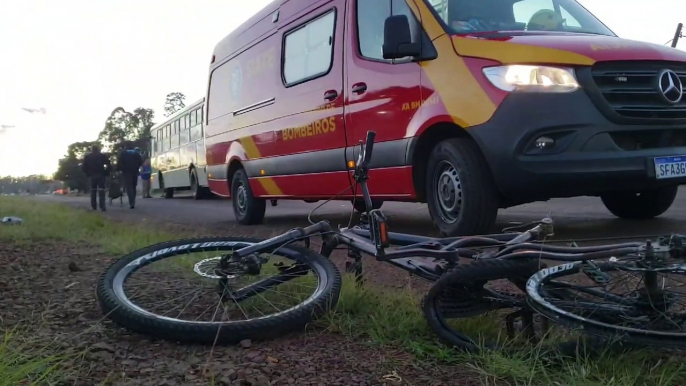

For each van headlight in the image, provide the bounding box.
[483,65,579,92]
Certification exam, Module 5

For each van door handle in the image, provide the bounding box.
[352,83,367,94]
[324,90,338,101]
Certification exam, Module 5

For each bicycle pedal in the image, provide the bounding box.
[369,209,390,249]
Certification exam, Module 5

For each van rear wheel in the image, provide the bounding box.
[600,186,678,220]
[426,138,499,236]
[231,169,266,225]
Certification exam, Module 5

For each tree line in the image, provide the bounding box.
[0,175,63,195]
[53,93,186,192]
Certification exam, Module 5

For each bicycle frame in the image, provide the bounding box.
[228,130,654,285]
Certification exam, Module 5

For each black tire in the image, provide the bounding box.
[352,199,383,213]
[231,169,266,225]
[426,138,499,236]
[164,188,174,199]
[526,260,686,349]
[422,258,544,352]
[600,186,678,220]
[190,169,203,200]
[96,236,342,344]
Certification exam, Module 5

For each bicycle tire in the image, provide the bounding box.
[97,236,341,344]
[526,261,686,348]
[422,258,545,352]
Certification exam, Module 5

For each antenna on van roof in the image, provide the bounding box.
[669,23,683,48]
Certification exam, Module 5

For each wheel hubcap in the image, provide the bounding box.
[434,161,462,224]
[236,184,247,214]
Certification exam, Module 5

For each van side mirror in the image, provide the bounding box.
[382,15,421,60]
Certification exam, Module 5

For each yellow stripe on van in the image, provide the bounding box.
[407,0,497,128]
[451,38,596,66]
[239,136,284,196]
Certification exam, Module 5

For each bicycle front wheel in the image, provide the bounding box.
[527,260,686,348]
[97,237,341,344]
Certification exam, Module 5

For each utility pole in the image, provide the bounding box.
[673,23,683,48]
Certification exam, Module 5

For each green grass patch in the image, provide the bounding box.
[0,196,176,255]
[0,329,70,386]
[2,197,686,385]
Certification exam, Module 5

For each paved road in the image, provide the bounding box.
[36,188,686,242]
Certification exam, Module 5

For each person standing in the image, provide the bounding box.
[140,158,152,198]
[82,145,111,211]
[117,141,143,209]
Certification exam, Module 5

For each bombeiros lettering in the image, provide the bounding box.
[282,117,337,141]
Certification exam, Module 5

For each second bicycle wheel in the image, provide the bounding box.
[422,258,550,352]
[527,260,686,348]
[97,236,341,344]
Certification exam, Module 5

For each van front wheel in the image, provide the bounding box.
[426,138,499,236]
[600,186,678,220]
[231,169,266,225]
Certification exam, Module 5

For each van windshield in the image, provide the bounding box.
[426,0,615,37]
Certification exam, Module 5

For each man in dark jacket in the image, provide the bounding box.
[82,145,111,211]
[117,141,143,209]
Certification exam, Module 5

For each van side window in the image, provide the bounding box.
[357,0,421,61]
[283,10,336,85]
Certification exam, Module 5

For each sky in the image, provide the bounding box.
[0,0,684,177]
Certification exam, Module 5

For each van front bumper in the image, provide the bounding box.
[467,91,686,205]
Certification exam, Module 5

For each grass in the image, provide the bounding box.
[1,196,686,385]
[0,329,69,386]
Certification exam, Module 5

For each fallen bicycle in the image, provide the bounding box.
[97,131,686,352]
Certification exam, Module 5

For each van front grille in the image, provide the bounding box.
[590,62,686,121]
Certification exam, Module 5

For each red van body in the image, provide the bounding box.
[204,0,686,235]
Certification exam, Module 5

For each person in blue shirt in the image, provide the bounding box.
[140,158,152,199]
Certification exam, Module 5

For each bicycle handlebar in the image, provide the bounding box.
[362,131,376,168]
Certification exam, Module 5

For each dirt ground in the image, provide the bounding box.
[0,216,475,385]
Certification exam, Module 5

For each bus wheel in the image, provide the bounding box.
[164,188,174,199]
[231,169,266,225]
[425,138,499,236]
[352,199,383,213]
[190,169,203,200]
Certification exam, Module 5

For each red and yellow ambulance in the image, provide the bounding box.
[203,0,686,236]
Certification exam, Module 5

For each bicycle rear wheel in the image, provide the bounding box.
[97,237,341,344]
[527,260,686,348]
[422,258,551,352]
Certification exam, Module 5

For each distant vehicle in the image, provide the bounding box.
[203,0,686,235]
[149,98,210,200]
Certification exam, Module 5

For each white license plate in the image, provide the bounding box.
[655,156,686,179]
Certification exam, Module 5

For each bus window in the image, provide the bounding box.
[191,123,202,142]
[181,115,187,131]
[171,122,180,149]
[190,109,198,127]
[180,128,190,145]
[166,125,171,150]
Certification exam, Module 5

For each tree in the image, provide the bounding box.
[132,108,155,141]
[99,107,135,147]
[53,140,101,192]
[98,107,156,153]
[164,92,186,117]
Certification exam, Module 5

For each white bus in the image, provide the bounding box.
[150,98,210,199]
